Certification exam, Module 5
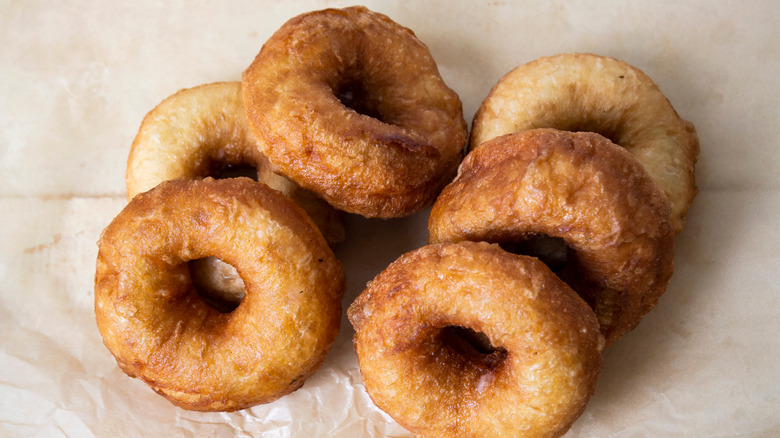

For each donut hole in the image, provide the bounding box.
[438,325,507,370]
[188,257,246,313]
[213,163,259,181]
[499,235,569,272]
[334,77,385,122]
[555,120,622,148]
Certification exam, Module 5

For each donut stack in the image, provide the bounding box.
[350,53,698,438]
[94,5,699,437]
[95,6,467,413]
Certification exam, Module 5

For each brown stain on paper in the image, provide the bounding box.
[23,233,62,254]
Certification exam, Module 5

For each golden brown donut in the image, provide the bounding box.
[470,53,698,233]
[429,129,674,345]
[94,178,345,411]
[348,241,603,438]
[126,81,344,245]
[242,6,467,218]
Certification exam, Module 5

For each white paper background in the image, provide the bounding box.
[1,1,779,436]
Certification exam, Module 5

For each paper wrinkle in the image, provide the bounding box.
[4,185,780,438]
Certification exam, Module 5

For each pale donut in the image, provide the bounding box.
[470,53,699,233]
[126,81,344,245]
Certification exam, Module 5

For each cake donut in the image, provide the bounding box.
[125,81,344,245]
[348,241,603,438]
[242,6,468,218]
[470,53,698,233]
[95,178,345,411]
[429,129,674,345]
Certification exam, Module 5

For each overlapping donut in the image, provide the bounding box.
[126,81,344,245]
[242,6,468,218]
[429,129,675,345]
[349,242,603,438]
[95,178,345,411]
[470,53,698,233]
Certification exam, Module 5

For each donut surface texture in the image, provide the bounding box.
[95,178,345,411]
[429,129,674,345]
[126,81,344,245]
[242,6,467,218]
[348,241,603,438]
[470,53,698,233]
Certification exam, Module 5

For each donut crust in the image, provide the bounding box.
[126,81,344,245]
[95,178,345,411]
[242,6,467,218]
[429,129,674,345]
[348,241,603,438]
[470,53,698,233]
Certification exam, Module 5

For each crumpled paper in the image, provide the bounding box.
[2,1,779,436]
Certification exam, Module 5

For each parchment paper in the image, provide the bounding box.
[1,1,779,436]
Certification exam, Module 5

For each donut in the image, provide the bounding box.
[348,241,603,438]
[429,129,674,345]
[242,6,468,218]
[125,81,345,245]
[470,53,699,233]
[94,177,345,411]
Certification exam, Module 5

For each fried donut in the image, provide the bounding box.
[348,241,603,438]
[242,6,467,218]
[470,53,698,233]
[126,81,344,245]
[429,129,674,345]
[94,178,345,411]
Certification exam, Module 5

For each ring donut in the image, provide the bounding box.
[470,53,698,233]
[126,81,344,245]
[95,178,345,411]
[429,129,674,345]
[348,241,603,438]
[242,6,467,218]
